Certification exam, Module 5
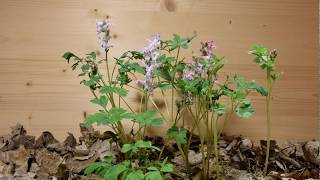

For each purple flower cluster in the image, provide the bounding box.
[182,41,217,81]
[192,56,205,75]
[142,34,161,62]
[137,34,161,92]
[200,40,216,59]
[182,41,217,104]
[96,19,112,50]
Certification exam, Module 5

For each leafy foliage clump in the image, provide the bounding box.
[63,19,281,180]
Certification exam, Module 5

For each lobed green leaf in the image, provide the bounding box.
[100,85,129,96]
[166,126,187,145]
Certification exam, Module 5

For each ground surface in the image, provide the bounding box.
[0,124,319,179]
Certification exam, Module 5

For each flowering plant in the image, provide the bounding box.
[62,19,277,180]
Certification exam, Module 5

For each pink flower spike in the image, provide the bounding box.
[96,19,112,51]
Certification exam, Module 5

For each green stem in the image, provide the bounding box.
[263,70,272,176]
[99,73,116,107]
[203,72,215,180]
[105,50,127,143]
[158,77,170,117]
[126,84,143,92]
[218,100,233,137]
[110,60,117,81]
[171,46,181,123]
[204,108,211,179]
[142,93,149,138]
[158,142,166,160]
[105,50,112,83]
[184,105,201,177]
[149,96,167,123]
[173,108,185,127]
[213,115,221,180]
[177,143,189,174]
[120,96,136,114]
[171,86,175,123]
[102,51,116,107]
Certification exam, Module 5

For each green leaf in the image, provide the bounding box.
[122,140,160,153]
[173,33,181,43]
[147,167,158,171]
[134,140,152,148]
[271,71,283,81]
[81,64,90,73]
[212,64,224,74]
[235,76,256,90]
[149,118,163,126]
[170,33,181,50]
[181,43,188,49]
[212,103,225,116]
[248,45,268,55]
[103,156,114,163]
[166,126,187,145]
[85,108,134,126]
[121,144,134,153]
[145,170,162,180]
[134,140,161,151]
[108,107,135,120]
[232,89,245,100]
[130,63,145,74]
[157,68,172,81]
[249,45,281,74]
[71,62,79,71]
[131,51,144,59]
[87,52,96,60]
[85,112,109,126]
[135,111,156,121]
[125,170,145,180]
[158,55,175,64]
[90,96,108,108]
[134,111,163,127]
[100,86,129,96]
[80,75,100,87]
[221,86,233,97]
[160,163,174,173]
[156,83,172,91]
[235,99,255,118]
[62,52,79,63]
[84,162,111,176]
[255,85,268,96]
[104,164,128,180]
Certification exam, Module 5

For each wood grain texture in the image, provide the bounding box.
[0,0,318,141]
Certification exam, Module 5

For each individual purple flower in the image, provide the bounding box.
[201,40,216,56]
[96,19,112,50]
[183,69,194,81]
[137,34,162,93]
[137,79,155,92]
[192,56,205,75]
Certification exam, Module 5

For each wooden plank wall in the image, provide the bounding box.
[0,0,318,141]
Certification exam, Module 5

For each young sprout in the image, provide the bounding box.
[249,45,283,176]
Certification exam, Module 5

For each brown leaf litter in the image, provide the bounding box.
[0,123,318,180]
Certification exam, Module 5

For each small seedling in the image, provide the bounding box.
[249,45,283,176]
